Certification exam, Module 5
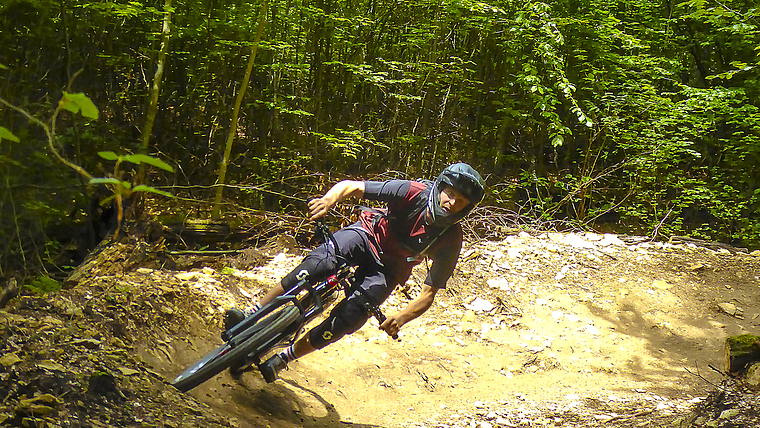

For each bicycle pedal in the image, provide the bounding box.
[229,364,255,379]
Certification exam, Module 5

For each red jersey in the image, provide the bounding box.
[357,180,463,289]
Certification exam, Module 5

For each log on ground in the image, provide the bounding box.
[725,334,760,375]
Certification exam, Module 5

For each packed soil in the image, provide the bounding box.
[2,229,760,428]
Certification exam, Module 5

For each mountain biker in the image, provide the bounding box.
[225,162,485,383]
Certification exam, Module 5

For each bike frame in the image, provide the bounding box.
[219,220,358,366]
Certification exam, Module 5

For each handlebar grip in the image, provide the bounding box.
[370,306,399,341]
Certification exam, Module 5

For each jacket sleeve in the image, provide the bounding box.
[424,226,463,289]
[363,180,412,203]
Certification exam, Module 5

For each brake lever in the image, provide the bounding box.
[316,218,341,255]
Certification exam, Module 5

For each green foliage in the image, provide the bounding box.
[0,127,19,142]
[25,275,62,295]
[97,151,174,173]
[312,129,389,160]
[93,152,175,198]
[60,92,99,120]
[2,0,760,269]
[0,81,175,278]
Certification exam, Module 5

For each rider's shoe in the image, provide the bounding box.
[223,307,256,331]
[259,354,288,383]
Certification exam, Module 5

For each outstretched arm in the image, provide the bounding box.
[379,285,439,337]
[308,180,365,220]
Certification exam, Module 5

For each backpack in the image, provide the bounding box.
[364,179,451,260]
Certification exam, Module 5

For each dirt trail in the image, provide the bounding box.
[155,232,760,428]
[3,230,759,428]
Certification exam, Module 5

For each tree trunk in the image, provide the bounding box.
[0,278,18,308]
[138,0,173,184]
[212,0,269,219]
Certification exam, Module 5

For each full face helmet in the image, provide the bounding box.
[427,162,485,226]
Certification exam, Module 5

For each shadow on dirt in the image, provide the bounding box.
[584,300,720,395]
[223,376,385,428]
[161,321,385,427]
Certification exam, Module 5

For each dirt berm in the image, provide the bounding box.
[2,230,760,427]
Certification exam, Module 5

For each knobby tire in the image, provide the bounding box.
[171,305,300,392]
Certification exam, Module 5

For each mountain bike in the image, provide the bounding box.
[171,219,395,392]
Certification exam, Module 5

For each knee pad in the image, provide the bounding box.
[308,298,370,349]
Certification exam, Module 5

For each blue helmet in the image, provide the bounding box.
[427,163,485,225]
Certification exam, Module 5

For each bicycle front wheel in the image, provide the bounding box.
[171,305,300,392]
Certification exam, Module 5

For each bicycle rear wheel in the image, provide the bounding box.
[171,305,300,392]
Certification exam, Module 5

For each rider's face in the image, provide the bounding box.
[439,185,470,215]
